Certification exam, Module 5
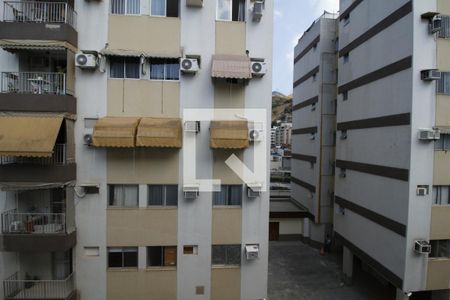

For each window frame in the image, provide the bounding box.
[109,57,141,80]
[107,247,138,268]
[216,0,245,22]
[148,184,178,207]
[434,134,450,151]
[108,184,139,208]
[211,245,241,266]
[430,240,450,258]
[110,0,140,15]
[149,58,180,81]
[150,0,179,17]
[147,246,177,267]
[438,15,450,39]
[437,72,450,95]
[213,185,243,207]
[432,186,450,205]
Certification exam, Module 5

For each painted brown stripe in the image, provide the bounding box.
[294,35,320,64]
[340,2,412,57]
[292,153,317,164]
[293,96,319,111]
[291,176,316,193]
[337,113,411,131]
[270,211,313,219]
[293,66,319,88]
[292,126,318,135]
[335,160,409,181]
[339,0,364,21]
[338,56,412,94]
[335,196,406,236]
[334,232,403,289]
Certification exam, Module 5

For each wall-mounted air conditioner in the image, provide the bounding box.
[418,129,440,141]
[186,0,202,7]
[183,184,199,199]
[247,183,262,198]
[416,185,429,196]
[75,52,97,69]
[421,69,441,81]
[253,1,264,22]
[184,121,200,133]
[180,58,199,74]
[245,244,259,260]
[83,134,93,146]
[251,61,267,77]
[414,240,431,254]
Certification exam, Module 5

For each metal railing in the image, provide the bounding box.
[3,1,77,28]
[0,144,73,166]
[1,209,66,234]
[1,72,67,95]
[4,272,74,299]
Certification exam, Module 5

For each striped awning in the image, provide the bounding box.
[211,55,252,79]
[92,117,140,148]
[136,118,182,148]
[0,115,63,157]
[100,48,182,58]
[0,39,76,52]
[210,120,249,149]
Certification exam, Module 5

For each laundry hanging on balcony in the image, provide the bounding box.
[136,117,182,148]
[210,120,249,149]
[92,117,140,148]
[0,114,63,157]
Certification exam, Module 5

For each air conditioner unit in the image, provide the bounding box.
[252,1,263,22]
[429,15,442,34]
[75,53,97,69]
[247,183,262,198]
[249,128,264,142]
[421,69,441,81]
[414,240,431,254]
[183,184,199,199]
[83,134,93,146]
[418,129,440,141]
[245,244,259,260]
[180,58,199,74]
[251,61,267,77]
[416,186,429,196]
[186,0,202,7]
[184,121,200,133]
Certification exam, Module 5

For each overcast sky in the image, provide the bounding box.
[273,0,339,95]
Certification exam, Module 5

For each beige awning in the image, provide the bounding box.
[92,117,140,148]
[0,115,63,157]
[136,118,182,148]
[210,120,249,149]
[0,39,77,52]
[211,54,252,79]
[100,48,182,58]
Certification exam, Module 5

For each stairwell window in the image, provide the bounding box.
[437,72,450,94]
[108,184,139,207]
[110,57,140,79]
[217,0,245,22]
[111,0,140,15]
[147,246,177,267]
[108,247,138,268]
[149,58,180,80]
[212,245,241,266]
[432,186,450,205]
[213,185,242,206]
[151,0,179,17]
[148,185,178,206]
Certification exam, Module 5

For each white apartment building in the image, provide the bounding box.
[0,1,273,300]
[292,12,338,247]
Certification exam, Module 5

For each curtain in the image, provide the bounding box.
[150,58,165,80]
[126,0,140,14]
[148,185,163,205]
[237,0,245,22]
[217,0,231,21]
[151,0,165,16]
[125,57,140,79]
[165,60,180,80]
[110,57,124,78]
[123,185,138,207]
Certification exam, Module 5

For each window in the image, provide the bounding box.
[430,240,450,258]
[212,245,241,266]
[149,58,180,80]
[343,54,349,64]
[147,246,177,267]
[213,185,242,206]
[217,0,245,22]
[108,184,139,207]
[111,0,140,14]
[148,185,178,206]
[108,247,138,268]
[437,72,450,94]
[435,134,450,150]
[343,14,350,26]
[342,91,348,101]
[110,57,140,79]
[438,16,450,38]
[432,186,450,205]
[151,0,179,17]
[312,73,317,82]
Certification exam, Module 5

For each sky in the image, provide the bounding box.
[273,0,339,95]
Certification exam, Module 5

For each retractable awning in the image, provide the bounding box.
[92,117,140,148]
[211,54,252,79]
[136,117,182,148]
[0,39,76,52]
[100,48,182,58]
[0,115,63,157]
[210,120,249,149]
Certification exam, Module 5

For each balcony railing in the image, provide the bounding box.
[0,144,73,166]
[1,209,66,234]
[3,1,77,28]
[1,72,70,95]
[4,272,75,300]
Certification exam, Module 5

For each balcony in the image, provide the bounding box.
[4,272,76,300]
[0,144,76,183]
[0,1,77,47]
[0,72,76,114]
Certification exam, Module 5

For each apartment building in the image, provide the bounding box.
[292,12,338,247]
[334,0,449,298]
[271,122,292,146]
[0,1,78,299]
[0,0,273,300]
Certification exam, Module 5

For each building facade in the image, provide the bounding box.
[0,0,273,300]
[292,12,338,247]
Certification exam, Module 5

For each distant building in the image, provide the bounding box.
[272,122,292,146]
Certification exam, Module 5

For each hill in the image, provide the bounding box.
[272,91,292,126]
